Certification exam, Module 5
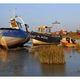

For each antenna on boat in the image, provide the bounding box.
[9,8,18,20]
[13,8,17,18]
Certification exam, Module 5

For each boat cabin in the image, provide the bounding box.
[10,18,22,29]
[38,26,51,33]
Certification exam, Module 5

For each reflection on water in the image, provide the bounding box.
[0,49,28,75]
[0,45,80,76]
[0,47,41,76]
[64,48,80,76]
[41,64,65,76]
[0,48,8,63]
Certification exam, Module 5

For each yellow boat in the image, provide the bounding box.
[62,42,77,48]
[60,37,77,48]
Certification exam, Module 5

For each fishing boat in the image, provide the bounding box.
[30,25,62,45]
[0,16,30,48]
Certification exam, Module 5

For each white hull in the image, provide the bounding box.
[32,39,51,45]
[0,36,26,47]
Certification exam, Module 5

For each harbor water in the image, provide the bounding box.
[0,42,80,76]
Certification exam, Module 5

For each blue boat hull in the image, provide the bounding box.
[0,28,30,48]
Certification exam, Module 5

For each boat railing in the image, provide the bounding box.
[0,28,18,30]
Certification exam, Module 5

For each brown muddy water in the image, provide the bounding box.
[0,42,80,76]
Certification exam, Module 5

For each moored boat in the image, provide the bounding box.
[30,26,62,45]
[0,16,30,48]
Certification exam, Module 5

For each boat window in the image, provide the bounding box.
[16,21,22,28]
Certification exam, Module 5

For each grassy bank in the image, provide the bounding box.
[66,32,80,39]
